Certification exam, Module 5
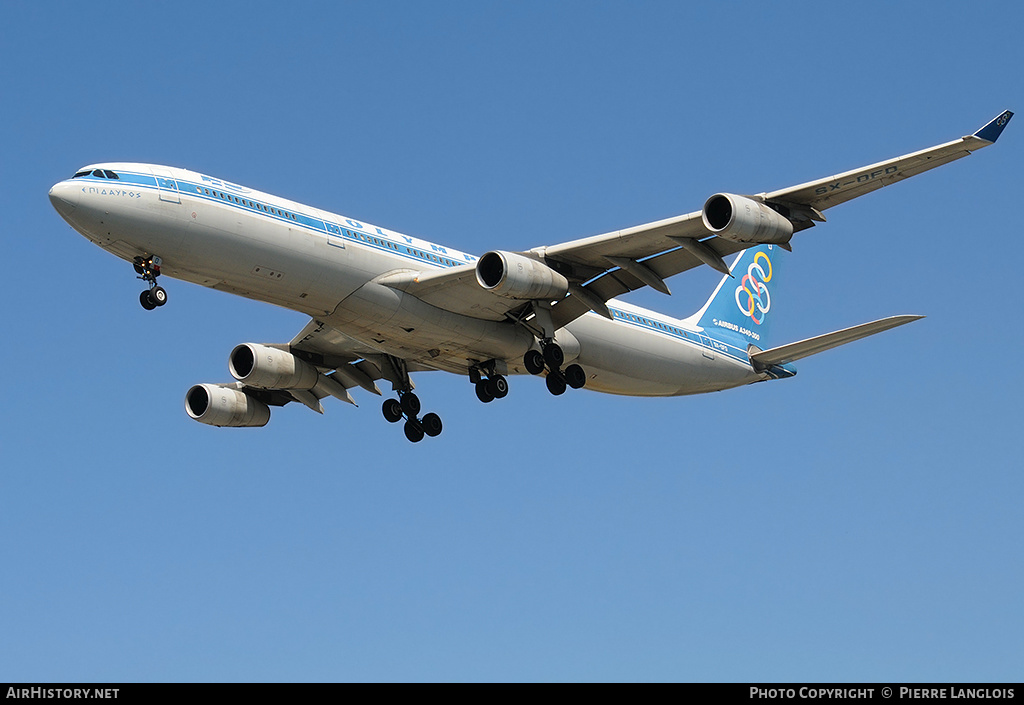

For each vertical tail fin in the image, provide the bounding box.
[687,244,785,349]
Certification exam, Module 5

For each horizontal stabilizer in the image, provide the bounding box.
[750,315,924,367]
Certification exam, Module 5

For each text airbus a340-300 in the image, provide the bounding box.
[49,111,1012,442]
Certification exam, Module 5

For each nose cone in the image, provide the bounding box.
[48,181,79,217]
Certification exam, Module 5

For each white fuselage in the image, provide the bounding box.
[49,163,767,397]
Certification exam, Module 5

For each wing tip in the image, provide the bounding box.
[973,110,1013,144]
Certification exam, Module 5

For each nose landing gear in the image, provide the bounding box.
[135,256,168,310]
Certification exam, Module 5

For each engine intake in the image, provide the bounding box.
[702,193,794,244]
[185,384,270,427]
[476,251,569,300]
[229,343,320,389]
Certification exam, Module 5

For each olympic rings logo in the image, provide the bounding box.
[734,252,772,325]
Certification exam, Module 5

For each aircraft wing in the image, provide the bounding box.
[539,111,1012,328]
[762,110,1013,211]
[197,316,447,421]
[286,318,437,394]
[387,111,1012,330]
[195,321,386,414]
[374,265,527,321]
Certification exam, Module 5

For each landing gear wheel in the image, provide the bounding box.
[486,375,509,399]
[382,398,403,423]
[404,419,424,443]
[421,412,443,437]
[543,343,564,369]
[139,290,157,310]
[564,363,586,390]
[546,372,567,396]
[524,349,545,375]
[151,286,168,306]
[400,392,421,417]
[475,380,495,403]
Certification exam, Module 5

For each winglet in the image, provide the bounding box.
[973,110,1013,144]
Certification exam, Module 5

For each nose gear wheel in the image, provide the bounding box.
[134,256,168,310]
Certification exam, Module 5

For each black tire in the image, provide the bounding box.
[404,419,424,443]
[139,290,157,310]
[524,349,545,375]
[421,412,443,437]
[475,380,494,403]
[382,398,403,423]
[400,392,421,417]
[486,375,509,399]
[546,372,567,396]
[151,286,168,306]
[543,343,564,369]
[564,364,586,389]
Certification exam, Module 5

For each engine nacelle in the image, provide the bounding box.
[229,343,320,389]
[702,193,794,244]
[476,251,569,300]
[185,384,270,428]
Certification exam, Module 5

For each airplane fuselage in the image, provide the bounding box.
[49,163,766,398]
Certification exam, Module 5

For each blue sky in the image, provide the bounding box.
[1,1,1021,682]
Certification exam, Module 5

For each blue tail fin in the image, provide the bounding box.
[688,244,785,349]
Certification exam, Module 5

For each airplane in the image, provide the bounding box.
[48,110,1012,442]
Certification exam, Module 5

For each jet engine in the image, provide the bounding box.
[476,251,569,300]
[229,343,320,389]
[185,384,270,427]
[702,193,794,244]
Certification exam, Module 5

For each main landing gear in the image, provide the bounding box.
[525,342,586,396]
[381,391,443,443]
[134,256,168,311]
[468,360,510,404]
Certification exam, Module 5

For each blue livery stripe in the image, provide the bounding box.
[609,307,750,366]
[119,171,475,270]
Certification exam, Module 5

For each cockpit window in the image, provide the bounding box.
[83,169,120,179]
